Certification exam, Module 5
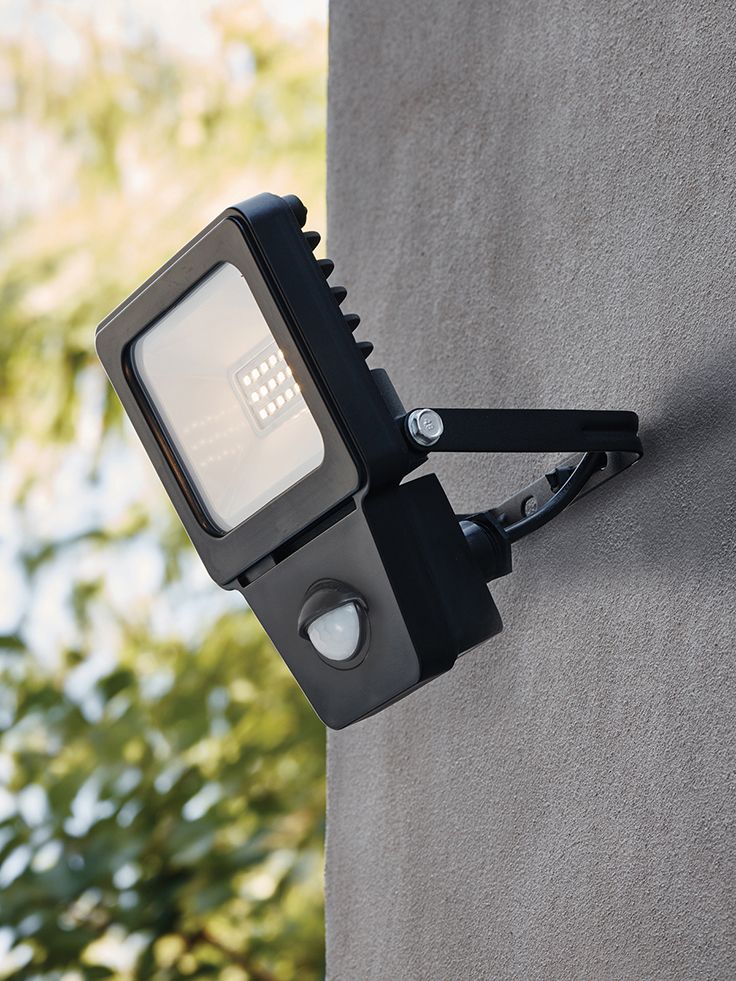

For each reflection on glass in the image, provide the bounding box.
[134,262,324,531]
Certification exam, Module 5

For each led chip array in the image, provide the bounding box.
[235,342,303,432]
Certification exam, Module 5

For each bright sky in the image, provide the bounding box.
[0,0,328,56]
[0,0,330,645]
[0,0,327,667]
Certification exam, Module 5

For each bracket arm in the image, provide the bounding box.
[397,406,643,580]
[419,408,642,456]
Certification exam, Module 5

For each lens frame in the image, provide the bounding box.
[97,193,422,586]
[97,206,361,584]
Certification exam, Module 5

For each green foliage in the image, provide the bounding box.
[0,618,325,979]
[0,4,327,977]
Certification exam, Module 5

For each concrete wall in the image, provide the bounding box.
[325,3,736,979]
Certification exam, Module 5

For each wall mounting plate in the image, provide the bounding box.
[489,450,641,527]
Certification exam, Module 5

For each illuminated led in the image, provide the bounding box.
[233,339,308,434]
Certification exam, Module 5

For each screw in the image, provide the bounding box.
[406,408,444,448]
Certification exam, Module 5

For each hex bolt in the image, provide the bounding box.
[406,408,444,448]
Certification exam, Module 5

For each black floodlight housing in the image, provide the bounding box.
[96,193,642,729]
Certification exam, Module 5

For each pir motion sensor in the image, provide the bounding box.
[96,192,642,729]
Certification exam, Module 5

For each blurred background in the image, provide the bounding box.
[0,1,328,977]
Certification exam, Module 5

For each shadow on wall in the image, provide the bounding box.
[516,333,736,586]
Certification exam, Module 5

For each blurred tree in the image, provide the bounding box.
[0,3,327,978]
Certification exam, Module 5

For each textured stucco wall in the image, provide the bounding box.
[325,3,736,979]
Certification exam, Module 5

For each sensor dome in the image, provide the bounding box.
[307,603,363,662]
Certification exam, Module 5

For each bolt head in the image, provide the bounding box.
[407,408,444,447]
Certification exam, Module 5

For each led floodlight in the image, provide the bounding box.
[97,192,642,729]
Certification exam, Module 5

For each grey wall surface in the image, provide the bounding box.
[325,3,736,979]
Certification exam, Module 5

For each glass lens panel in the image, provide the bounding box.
[133,262,324,532]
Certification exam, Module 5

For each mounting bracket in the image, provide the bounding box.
[400,406,643,580]
[489,449,641,527]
